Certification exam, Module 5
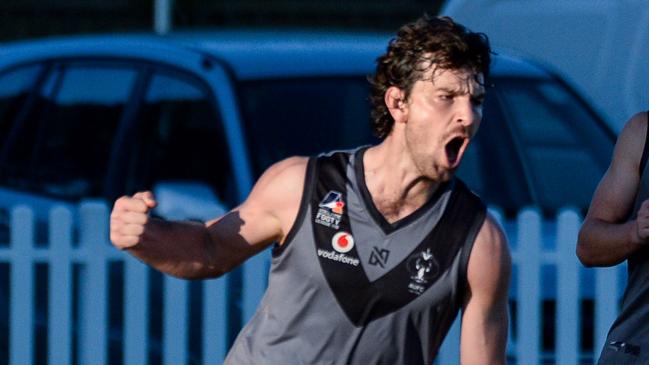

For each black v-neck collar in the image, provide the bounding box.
[311,151,486,326]
[354,147,450,235]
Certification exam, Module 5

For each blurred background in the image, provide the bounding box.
[1,1,647,365]
[0,0,444,41]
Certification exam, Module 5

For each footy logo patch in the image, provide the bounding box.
[315,190,345,229]
[319,190,345,214]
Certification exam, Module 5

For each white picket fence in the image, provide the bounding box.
[0,202,625,365]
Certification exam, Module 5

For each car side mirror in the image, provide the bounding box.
[152,181,227,221]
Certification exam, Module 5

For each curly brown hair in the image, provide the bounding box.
[369,15,491,139]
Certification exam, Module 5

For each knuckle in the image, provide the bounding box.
[115,196,130,206]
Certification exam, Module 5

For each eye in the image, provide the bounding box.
[471,95,485,106]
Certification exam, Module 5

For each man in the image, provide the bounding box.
[110,15,510,364]
[578,110,649,364]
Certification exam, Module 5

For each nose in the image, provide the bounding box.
[455,97,481,127]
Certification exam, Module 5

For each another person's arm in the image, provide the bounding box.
[577,112,649,267]
[460,213,511,365]
[110,157,307,279]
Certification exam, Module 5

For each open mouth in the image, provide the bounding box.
[445,136,467,168]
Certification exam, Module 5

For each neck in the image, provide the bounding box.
[362,139,442,223]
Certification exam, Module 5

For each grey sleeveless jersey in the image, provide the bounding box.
[598,112,649,364]
[224,148,486,364]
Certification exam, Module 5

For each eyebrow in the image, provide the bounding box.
[436,87,462,94]
[436,86,486,97]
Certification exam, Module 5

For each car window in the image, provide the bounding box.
[0,65,43,145]
[494,77,613,213]
[0,64,137,199]
[239,77,380,175]
[0,64,46,243]
[128,71,236,206]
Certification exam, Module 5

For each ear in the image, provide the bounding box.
[384,86,408,124]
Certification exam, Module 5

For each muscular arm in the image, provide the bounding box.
[577,112,648,267]
[110,157,308,279]
[460,213,511,365]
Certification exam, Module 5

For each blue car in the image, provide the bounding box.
[0,31,614,221]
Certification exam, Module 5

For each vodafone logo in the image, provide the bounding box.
[332,231,354,253]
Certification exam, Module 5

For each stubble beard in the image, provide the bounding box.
[405,132,452,183]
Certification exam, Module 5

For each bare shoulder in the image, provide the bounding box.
[255,156,308,185]
[467,213,511,295]
[245,156,309,207]
[473,213,509,264]
[238,156,310,241]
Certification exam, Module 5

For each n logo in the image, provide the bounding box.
[369,247,390,268]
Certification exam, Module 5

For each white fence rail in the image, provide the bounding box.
[0,203,624,364]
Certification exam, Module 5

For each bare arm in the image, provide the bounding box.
[577,112,649,267]
[460,213,511,365]
[110,157,308,279]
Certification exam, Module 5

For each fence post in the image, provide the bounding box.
[516,208,541,365]
[153,0,173,34]
[78,201,109,365]
[124,255,150,365]
[163,275,188,365]
[556,209,580,365]
[595,265,620,358]
[9,206,34,365]
[48,206,73,365]
[202,277,229,364]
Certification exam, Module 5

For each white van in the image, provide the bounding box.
[442,0,649,132]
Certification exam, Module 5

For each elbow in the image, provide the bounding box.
[192,259,235,279]
[187,270,227,280]
[576,229,621,268]
[576,230,597,267]
[576,245,596,268]
[166,253,234,280]
[202,264,231,279]
[199,231,237,279]
[167,265,229,280]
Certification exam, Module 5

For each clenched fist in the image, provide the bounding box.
[110,191,157,250]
